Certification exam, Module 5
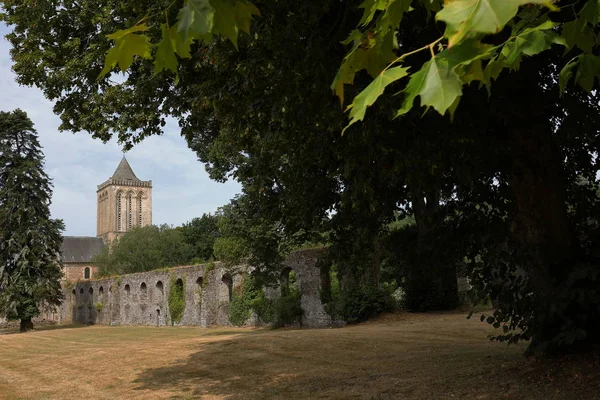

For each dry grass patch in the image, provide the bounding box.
[0,312,599,399]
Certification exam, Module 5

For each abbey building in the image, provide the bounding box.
[60,157,152,282]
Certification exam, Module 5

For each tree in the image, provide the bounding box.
[179,213,220,261]
[94,225,194,276]
[4,0,600,355]
[0,109,65,332]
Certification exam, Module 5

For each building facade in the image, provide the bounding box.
[59,157,152,282]
[96,157,152,244]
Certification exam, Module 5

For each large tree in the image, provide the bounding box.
[94,224,194,276]
[3,0,600,355]
[0,109,65,332]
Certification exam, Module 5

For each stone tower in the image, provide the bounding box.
[97,157,152,244]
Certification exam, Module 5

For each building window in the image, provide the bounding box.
[127,192,133,230]
[116,191,122,231]
[137,193,143,226]
[84,267,90,280]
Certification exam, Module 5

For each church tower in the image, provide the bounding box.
[97,157,152,244]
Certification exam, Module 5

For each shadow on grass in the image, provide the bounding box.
[0,323,88,335]
[132,324,600,400]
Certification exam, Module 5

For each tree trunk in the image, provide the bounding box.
[19,317,33,332]
[509,121,574,354]
[408,188,458,311]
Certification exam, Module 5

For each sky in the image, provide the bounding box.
[0,23,241,236]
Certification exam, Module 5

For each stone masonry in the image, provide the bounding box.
[56,248,338,328]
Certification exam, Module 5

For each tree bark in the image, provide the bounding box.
[508,115,574,354]
[408,188,458,311]
[19,317,33,332]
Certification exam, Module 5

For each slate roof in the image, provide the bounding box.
[61,236,105,263]
[111,156,140,181]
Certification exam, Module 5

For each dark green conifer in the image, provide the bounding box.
[0,109,65,332]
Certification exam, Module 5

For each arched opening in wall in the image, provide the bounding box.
[71,289,76,301]
[140,282,147,301]
[84,267,90,280]
[156,281,164,300]
[280,267,298,297]
[99,286,104,296]
[124,284,130,296]
[79,288,84,295]
[221,274,233,302]
[319,264,339,305]
[89,287,94,301]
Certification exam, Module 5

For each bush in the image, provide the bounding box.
[228,292,251,326]
[168,276,186,325]
[271,292,302,327]
[227,273,303,327]
[340,285,392,324]
[95,302,104,312]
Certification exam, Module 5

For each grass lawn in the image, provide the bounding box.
[0,311,599,399]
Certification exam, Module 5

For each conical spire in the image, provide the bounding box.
[111,156,139,181]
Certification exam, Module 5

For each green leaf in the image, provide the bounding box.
[501,22,557,67]
[562,19,595,53]
[212,0,240,48]
[100,29,153,78]
[376,0,412,33]
[575,54,600,92]
[559,57,579,94]
[154,24,180,77]
[331,48,368,106]
[397,56,463,116]
[177,0,215,40]
[343,65,410,133]
[436,0,556,47]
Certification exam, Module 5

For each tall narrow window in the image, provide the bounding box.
[84,267,90,279]
[127,192,133,230]
[116,191,122,231]
[137,193,143,226]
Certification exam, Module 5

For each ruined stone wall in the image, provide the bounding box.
[61,249,336,328]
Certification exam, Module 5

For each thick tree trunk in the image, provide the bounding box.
[19,317,33,332]
[509,122,574,354]
[408,189,458,311]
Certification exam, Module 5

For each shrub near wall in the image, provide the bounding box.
[228,273,303,327]
[168,276,186,325]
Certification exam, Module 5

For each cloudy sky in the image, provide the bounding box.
[0,23,241,236]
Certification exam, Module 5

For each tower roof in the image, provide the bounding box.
[111,156,139,181]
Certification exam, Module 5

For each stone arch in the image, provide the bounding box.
[280,267,298,296]
[221,274,233,302]
[156,281,164,297]
[140,282,148,301]
[71,289,76,301]
[99,286,104,296]
[79,288,84,295]
[84,267,90,280]
[124,284,130,296]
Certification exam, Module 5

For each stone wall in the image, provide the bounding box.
[59,249,337,328]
